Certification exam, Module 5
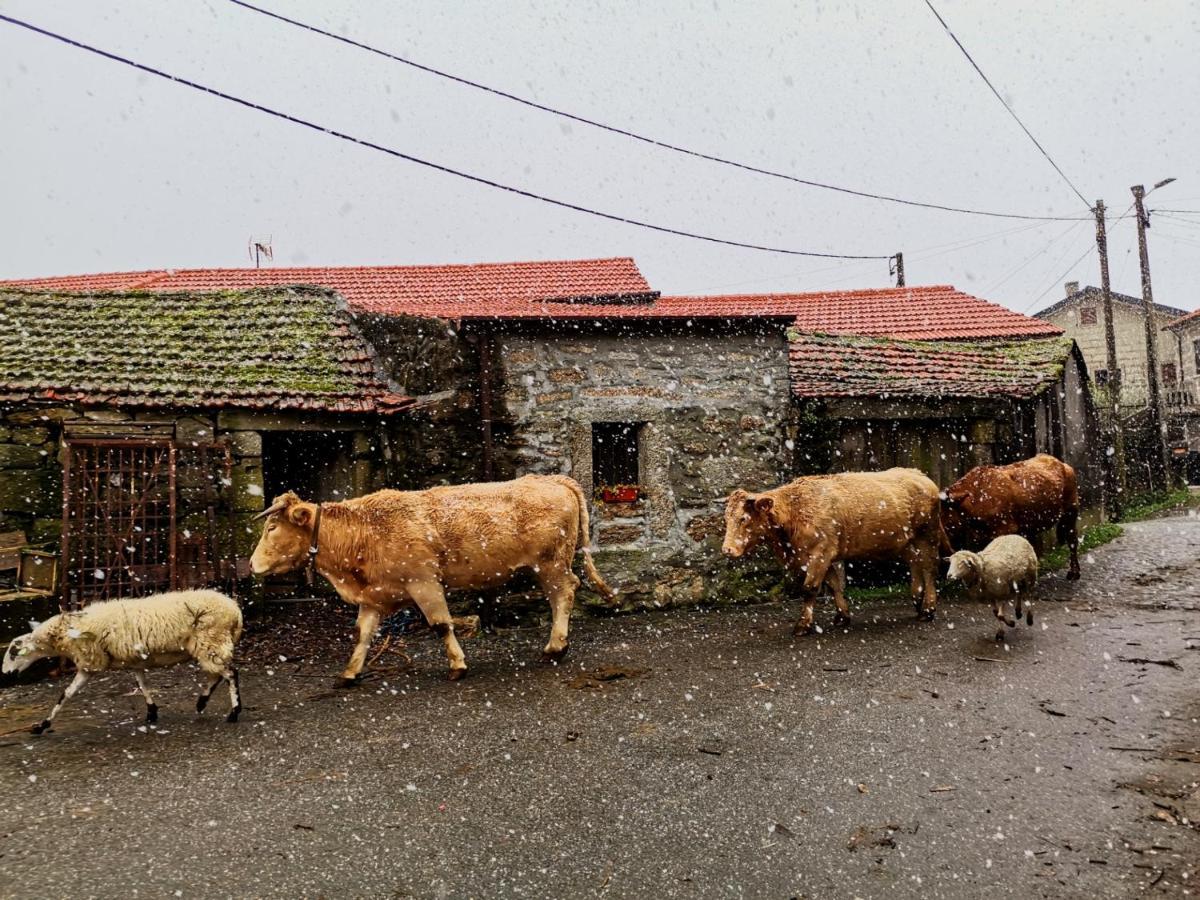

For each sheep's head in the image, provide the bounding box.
[250,491,319,576]
[722,489,776,559]
[2,618,58,674]
[946,550,982,586]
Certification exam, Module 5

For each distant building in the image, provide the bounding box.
[1034,281,1189,407]
[1165,307,1200,457]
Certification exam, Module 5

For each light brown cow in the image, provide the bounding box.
[250,475,614,686]
[722,468,948,635]
[942,454,1081,580]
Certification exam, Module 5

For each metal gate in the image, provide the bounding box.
[61,438,234,608]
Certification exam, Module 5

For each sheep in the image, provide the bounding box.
[2,589,243,735]
[946,534,1039,642]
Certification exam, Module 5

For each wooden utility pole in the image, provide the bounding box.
[1130,184,1170,487]
[1093,199,1125,514]
[892,252,905,287]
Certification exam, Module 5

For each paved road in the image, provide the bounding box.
[1,512,1198,899]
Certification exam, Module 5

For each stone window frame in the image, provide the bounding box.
[1079,306,1098,326]
[563,405,674,543]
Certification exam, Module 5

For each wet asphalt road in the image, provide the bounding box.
[1,512,1198,899]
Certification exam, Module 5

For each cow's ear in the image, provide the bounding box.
[288,504,312,527]
[754,497,774,514]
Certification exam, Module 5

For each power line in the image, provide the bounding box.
[228,0,1092,223]
[1021,241,1096,313]
[922,0,1091,209]
[0,13,891,262]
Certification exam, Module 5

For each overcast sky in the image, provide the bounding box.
[1,1,1197,314]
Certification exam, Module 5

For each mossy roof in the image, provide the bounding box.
[788,332,1075,400]
[0,287,411,414]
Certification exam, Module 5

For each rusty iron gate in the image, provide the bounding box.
[61,438,235,608]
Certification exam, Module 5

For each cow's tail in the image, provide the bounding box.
[551,476,617,601]
[937,518,953,556]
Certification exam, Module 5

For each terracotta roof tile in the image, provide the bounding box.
[0,287,411,415]
[789,333,1075,400]
[0,265,1057,339]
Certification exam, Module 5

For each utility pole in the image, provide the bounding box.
[1130,184,1170,488]
[892,252,905,287]
[1093,199,1125,514]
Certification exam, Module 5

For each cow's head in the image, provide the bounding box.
[722,489,776,559]
[250,491,318,576]
[945,550,982,586]
[2,619,56,675]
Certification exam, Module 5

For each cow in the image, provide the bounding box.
[722,468,948,635]
[249,474,615,686]
[941,454,1081,581]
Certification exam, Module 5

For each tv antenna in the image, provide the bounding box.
[248,236,274,268]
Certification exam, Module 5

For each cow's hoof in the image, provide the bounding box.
[792,623,817,637]
[145,704,158,724]
[335,676,361,689]
[226,709,241,724]
[919,608,936,622]
[30,720,49,735]
[1066,569,1081,582]
[1026,610,1034,626]
[831,612,852,628]
[447,667,468,682]
[541,646,569,664]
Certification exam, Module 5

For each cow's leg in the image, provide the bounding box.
[828,562,851,627]
[31,670,89,735]
[792,552,833,636]
[1059,507,1081,581]
[536,564,579,663]
[134,671,158,724]
[908,563,924,614]
[408,581,468,681]
[337,604,383,688]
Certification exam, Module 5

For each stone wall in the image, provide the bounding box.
[490,325,792,609]
[0,407,64,545]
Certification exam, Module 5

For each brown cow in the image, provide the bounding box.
[942,454,1081,581]
[722,468,948,635]
[250,475,615,686]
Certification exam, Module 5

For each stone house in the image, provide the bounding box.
[1164,307,1200,460]
[3,262,1098,609]
[1034,282,1189,408]
[0,286,410,615]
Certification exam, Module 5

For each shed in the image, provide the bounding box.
[0,286,410,609]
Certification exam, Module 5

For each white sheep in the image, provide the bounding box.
[2,589,243,735]
[946,534,1039,642]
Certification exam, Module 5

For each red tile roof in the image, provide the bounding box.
[0,266,1058,339]
[789,333,1075,400]
[1168,307,1200,330]
[658,286,1062,339]
[0,258,656,317]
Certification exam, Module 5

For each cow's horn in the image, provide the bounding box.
[252,498,290,521]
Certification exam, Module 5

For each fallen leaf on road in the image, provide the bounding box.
[566,665,649,690]
[930,785,956,793]
[856,783,868,794]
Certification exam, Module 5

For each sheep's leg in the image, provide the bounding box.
[222,667,241,723]
[992,598,1016,641]
[196,672,222,713]
[32,670,89,735]
[134,671,158,724]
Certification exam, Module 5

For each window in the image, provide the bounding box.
[592,422,641,491]
[1079,306,1098,325]
[1162,363,1177,385]
[1194,339,1200,374]
[1094,369,1109,387]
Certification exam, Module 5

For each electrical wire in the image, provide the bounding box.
[922,0,1091,209]
[0,12,892,261]
[1021,241,1096,313]
[228,0,1094,223]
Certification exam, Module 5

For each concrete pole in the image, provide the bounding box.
[1130,184,1170,488]
[1093,199,1125,514]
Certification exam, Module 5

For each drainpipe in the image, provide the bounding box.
[477,330,495,480]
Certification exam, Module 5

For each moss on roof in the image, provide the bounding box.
[787,332,1076,400]
[0,286,410,414]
